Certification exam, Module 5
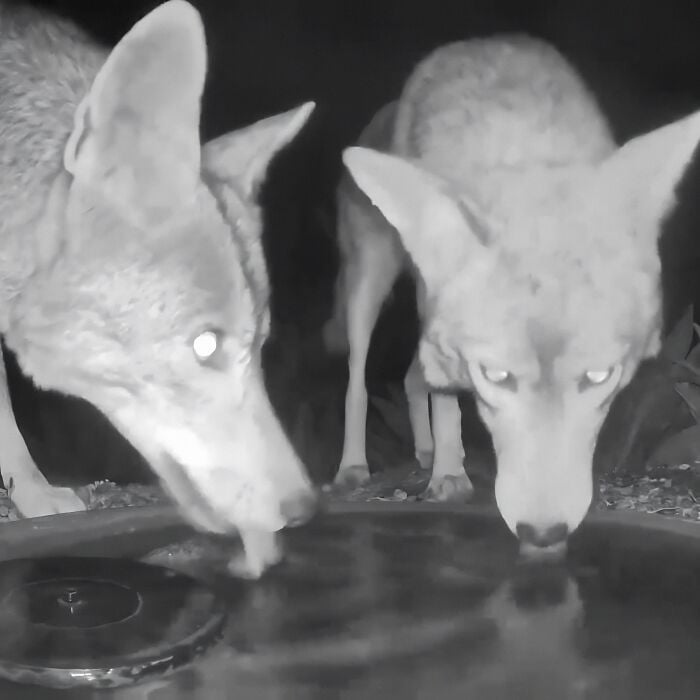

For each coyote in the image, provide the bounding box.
[0,0,315,577]
[329,35,700,550]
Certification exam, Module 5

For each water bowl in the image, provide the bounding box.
[0,502,699,698]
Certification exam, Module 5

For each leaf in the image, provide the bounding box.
[661,304,694,361]
[675,382,700,423]
[594,358,693,476]
[647,424,700,469]
[670,359,700,384]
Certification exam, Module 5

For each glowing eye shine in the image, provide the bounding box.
[585,369,612,385]
[193,330,219,361]
[483,367,511,384]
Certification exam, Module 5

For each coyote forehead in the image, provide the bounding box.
[76,185,255,327]
[428,169,661,370]
[15,182,255,370]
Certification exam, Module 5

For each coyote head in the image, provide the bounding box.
[7,1,316,534]
[344,112,700,547]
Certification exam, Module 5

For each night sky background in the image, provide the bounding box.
[4,0,700,489]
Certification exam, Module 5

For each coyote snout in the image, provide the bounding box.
[419,324,625,551]
[487,394,604,550]
[114,369,317,535]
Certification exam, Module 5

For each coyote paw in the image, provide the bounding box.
[423,473,474,503]
[228,530,282,580]
[334,463,370,488]
[10,475,86,518]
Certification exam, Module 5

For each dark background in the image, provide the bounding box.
[5,0,700,489]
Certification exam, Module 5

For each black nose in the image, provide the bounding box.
[516,522,569,549]
[280,489,319,527]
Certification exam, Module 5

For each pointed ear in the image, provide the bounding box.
[598,110,700,237]
[64,0,206,226]
[202,102,315,199]
[342,147,487,292]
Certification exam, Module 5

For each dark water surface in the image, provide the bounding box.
[1,507,699,699]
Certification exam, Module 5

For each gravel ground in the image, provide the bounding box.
[3,460,700,525]
[0,481,164,521]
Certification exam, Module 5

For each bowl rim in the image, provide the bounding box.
[0,501,699,560]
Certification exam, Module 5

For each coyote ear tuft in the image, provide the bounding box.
[202,101,316,199]
[63,0,207,227]
[342,147,487,293]
[598,109,700,239]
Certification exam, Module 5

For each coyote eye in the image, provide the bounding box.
[585,369,611,384]
[584,368,612,385]
[579,366,620,392]
[192,329,223,364]
[481,366,513,385]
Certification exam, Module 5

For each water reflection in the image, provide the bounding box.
[3,511,700,698]
[171,561,594,699]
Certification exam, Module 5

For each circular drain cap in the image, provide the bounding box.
[0,557,227,689]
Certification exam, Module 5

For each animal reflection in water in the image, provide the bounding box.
[473,566,595,696]
[116,567,625,699]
